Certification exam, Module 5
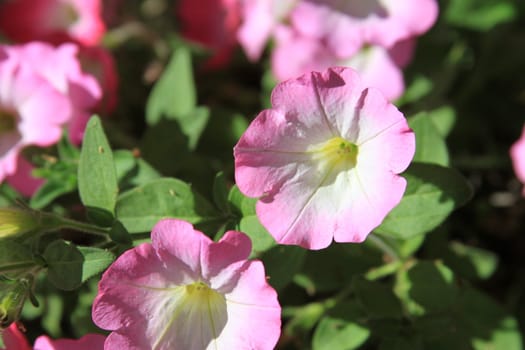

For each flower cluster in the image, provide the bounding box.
[237,0,438,100]
[0,0,118,195]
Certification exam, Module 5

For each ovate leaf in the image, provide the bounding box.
[375,163,473,239]
[78,116,118,226]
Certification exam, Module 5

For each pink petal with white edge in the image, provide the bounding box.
[234,67,415,249]
[93,219,281,350]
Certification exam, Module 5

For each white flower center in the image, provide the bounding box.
[153,281,227,349]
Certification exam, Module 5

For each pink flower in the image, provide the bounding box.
[178,0,242,68]
[11,42,102,144]
[0,0,106,46]
[234,67,415,249]
[272,25,414,100]
[6,156,45,197]
[33,334,105,350]
[0,44,71,183]
[92,219,281,350]
[1,324,31,350]
[510,126,525,195]
[76,43,119,114]
[237,0,297,61]
[289,0,438,58]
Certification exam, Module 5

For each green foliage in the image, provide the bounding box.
[115,178,220,234]
[445,0,518,31]
[375,163,473,239]
[78,116,118,226]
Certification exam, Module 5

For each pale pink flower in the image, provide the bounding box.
[92,219,281,350]
[237,0,297,61]
[234,67,415,249]
[272,25,414,100]
[0,44,71,183]
[1,324,31,350]
[178,0,242,68]
[33,334,105,350]
[0,0,106,46]
[11,42,102,144]
[289,0,438,58]
[510,125,525,195]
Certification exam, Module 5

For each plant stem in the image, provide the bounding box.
[367,234,400,261]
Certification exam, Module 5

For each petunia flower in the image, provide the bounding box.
[0,0,106,46]
[237,0,297,61]
[33,333,105,350]
[510,125,525,195]
[6,156,45,197]
[178,0,242,68]
[10,42,102,144]
[234,67,415,249]
[272,25,415,100]
[92,219,281,350]
[0,44,71,184]
[289,0,438,58]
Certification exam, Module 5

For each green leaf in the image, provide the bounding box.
[409,113,449,166]
[212,172,230,214]
[427,106,456,137]
[262,245,306,291]
[445,0,517,31]
[77,247,114,282]
[228,185,257,216]
[375,163,473,239]
[397,75,433,106]
[239,215,276,255]
[448,241,499,280]
[313,317,370,350]
[146,46,196,125]
[0,241,35,274]
[43,240,83,291]
[115,178,220,234]
[353,277,403,319]
[113,150,161,191]
[395,261,457,316]
[461,288,522,350]
[78,116,118,226]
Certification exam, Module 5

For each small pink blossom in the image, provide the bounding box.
[0,0,106,46]
[1,323,31,350]
[178,0,242,68]
[510,125,525,195]
[234,67,415,249]
[92,219,281,350]
[33,333,105,350]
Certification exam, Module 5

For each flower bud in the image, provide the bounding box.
[0,277,31,329]
[0,209,41,239]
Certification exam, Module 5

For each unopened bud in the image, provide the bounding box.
[0,277,32,329]
[0,208,41,239]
